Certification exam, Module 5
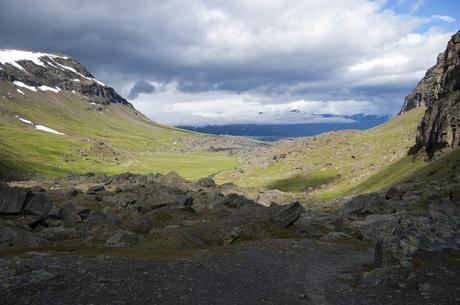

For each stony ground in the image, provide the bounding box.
[1,239,459,305]
[1,171,459,305]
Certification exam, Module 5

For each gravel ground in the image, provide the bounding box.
[1,239,459,305]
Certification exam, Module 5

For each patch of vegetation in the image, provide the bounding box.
[0,81,239,181]
[217,107,426,202]
[267,171,337,192]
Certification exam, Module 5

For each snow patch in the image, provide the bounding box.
[16,89,25,95]
[72,90,76,94]
[35,125,65,135]
[90,78,105,86]
[13,81,37,92]
[38,85,61,93]
[15,116,66,135]
[0,49,67,72]
[18,117,33,125]
[72,79,80,82]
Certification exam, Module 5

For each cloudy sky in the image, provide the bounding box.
[1,0,459,125]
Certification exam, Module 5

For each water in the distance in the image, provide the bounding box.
[177,115,391,141]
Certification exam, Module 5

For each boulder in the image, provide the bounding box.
[23,193,53,218]
[270,202,304,228]
[196,177,216,188]
[341,193,406,219]
[104,230,138,247]
[59,202,82,224]
[38,227,80,242]
[86,184,105,194]
[102,192,138,208]
[385,187,404,200]
[0,184,29,214]
[374,215,460,269]
[82,211,121,241]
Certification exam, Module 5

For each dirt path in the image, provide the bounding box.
[1,239,459,305]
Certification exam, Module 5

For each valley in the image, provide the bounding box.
[0,29,459,305]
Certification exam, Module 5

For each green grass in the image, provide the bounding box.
[216,107,427,202]
[0,81,239,180]
[267,171,337,192]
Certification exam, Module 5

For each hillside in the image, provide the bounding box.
[216,107,426,202]
[0,50,239,180]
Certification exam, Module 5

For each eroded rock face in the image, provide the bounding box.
[400,30,460,155]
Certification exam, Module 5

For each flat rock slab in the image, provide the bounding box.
[0,240,459,305]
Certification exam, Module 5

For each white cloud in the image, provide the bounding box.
[132,83,382,126]
[2,0,455,125]
[430,15,456,23]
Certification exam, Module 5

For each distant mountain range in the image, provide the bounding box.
[178,114,391,141]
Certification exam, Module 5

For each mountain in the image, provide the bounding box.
[400,30,460,156]
[179,114,390,141]
[0,49,131,107]
[0,49,239,180]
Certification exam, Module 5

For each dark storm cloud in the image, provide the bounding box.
[128,81,156,99]
[0,0,455,122]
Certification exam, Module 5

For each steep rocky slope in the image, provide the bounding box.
[0,49,131,107]
[400,31,460,155]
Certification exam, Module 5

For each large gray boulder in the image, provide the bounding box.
[270,202,304,228]
[375,215,460,269]
[102,192,137,208]
[23,193,53,218]
[0,183,29,214]
[341,193,406,219]
[59,202,82,224]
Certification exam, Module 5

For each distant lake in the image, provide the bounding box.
[177,115,391,141]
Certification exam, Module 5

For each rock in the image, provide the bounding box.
[196,177,216,188]
[102,192,137,208]
[357,215,399,241]
[341,193,406,219]
[270,202,304,228]
[213,193,256,209]
[38,226,80,241]
[86,184,105,194]
[159,171,188,186]
[385,187,404,200]
[319,231,354,242]
[403,30,460,155]
[59,202,82,224]
[0,227,19,248]
[0,184,29,214]
[222,226,242,244]
[293,211,339,238]
[82,211,121,241]
[450,186,460,202]
[361,267,402,287]
[104,230,138,247]
[374,215,460,270]
[23,193,53,218]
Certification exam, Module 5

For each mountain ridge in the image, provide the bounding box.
[0,49,132,108]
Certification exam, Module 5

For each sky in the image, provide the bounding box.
[0,0,459,126]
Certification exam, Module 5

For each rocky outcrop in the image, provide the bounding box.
[0,49,132,108]
[399,52,446,114]
[400,31,460,155]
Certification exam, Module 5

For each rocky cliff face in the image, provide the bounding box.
[0,49,132,107]
[401,31,460,156]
